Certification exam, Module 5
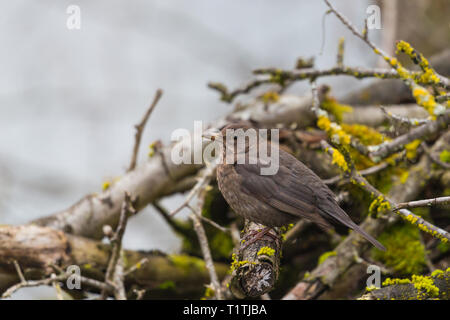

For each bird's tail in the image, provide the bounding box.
[351,224,386,251]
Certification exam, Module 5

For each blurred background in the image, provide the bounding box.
[0,0,447,298]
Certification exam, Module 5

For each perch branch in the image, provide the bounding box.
[228,221,281,299]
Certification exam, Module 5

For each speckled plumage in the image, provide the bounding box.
[216,123,385,251]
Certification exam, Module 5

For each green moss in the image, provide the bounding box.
[210,230,234,259]
[169,254,206,274]
[372,223,426,276]
[439,150,450,163]
[436,241,450,254]
[317,251,337,265]
[158,280,176,290]
[202,286,215,299]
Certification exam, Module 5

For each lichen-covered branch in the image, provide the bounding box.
[0,225,228,298]
[282,133,449,300]
[368,110,450,162]
[360,269,450,300]
[228,221,281,299]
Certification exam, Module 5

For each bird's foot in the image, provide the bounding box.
[241,226,278,249]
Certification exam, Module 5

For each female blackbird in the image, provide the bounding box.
[211,123,385,251]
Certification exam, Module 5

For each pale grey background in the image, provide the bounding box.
[0,0,381,298]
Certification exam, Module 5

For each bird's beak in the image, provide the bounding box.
[202,131,221,141]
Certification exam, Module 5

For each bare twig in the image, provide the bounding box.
[367,110,450,162]
[187,204,230,234]
[2,263,113,299]
[124,258,149,277]
[323,162,389,185]
[128,89,163,172]
[190,193,223,300]
[380,105,430,126]
[101,192,136,299]
[323,0,449,90]
[170,164,216,217]
[208,80,271,103]
[393,196,450,211]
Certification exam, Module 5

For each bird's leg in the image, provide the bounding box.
[241,226,278,249]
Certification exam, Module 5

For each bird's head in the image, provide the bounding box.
[203,121,273,164]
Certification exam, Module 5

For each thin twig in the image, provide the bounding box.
[323,162,389,185]
[190,193,223,300]
[13,260,26,283]
[101,192,136,299]
[128,89,163,172]
[170,164,216,217]
[323,0,449,90]
[393,196,450,211]
[124,258,149,277]
[367,110,450,162]
[2,265,113,299]
[187,204,230,233]
[380,105,430,126]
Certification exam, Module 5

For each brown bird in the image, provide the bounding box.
[208,122,385,251]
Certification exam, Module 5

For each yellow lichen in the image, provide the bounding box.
[330,148,349,172]
[261,91,280,103]
[382,277,411,286]
[382,274,440,299]
[257,246,275,257]
[396,40,440,85]
[317,115,351,146]
[412,85,437,117]
[411,274,439,299]
[321,96,353,123]
[369,195,391,215]
[317,251,337,265]
[404,139,421,160]
[102,181,111,191]
[431,269,444,279]
[230,253,255,271]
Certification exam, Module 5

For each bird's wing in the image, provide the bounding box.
[234,152,332,230]
[235,149,386,251]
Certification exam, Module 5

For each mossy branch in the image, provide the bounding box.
[360,269,450,300]
[227,220,281,299]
